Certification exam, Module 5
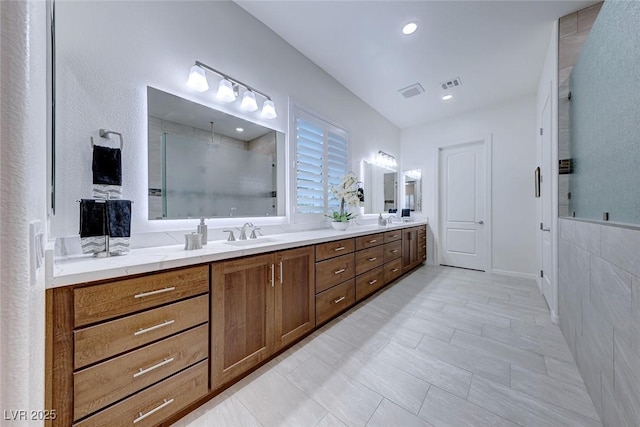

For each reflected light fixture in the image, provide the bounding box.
[406,169,421,180]
[375,150,397,169]
[236,127,244,133]
[186,60,278,119]
[240,90,258,112]
[442,94,453,101]
[402,22,418,35]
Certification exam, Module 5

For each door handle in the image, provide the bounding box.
[542,227,551,232]
[476,220,484,225]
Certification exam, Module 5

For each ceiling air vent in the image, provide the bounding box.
[397,83,425,99]
[441,77,462,90]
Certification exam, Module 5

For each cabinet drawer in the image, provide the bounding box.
[73,360,208,427]
[384,258,403,283]
[355,245,384,276]
[315,279,355,325]
[73,324,208,420]
[384,230,402,243]
[74,265,209,327]
[356,267,385,301]
[74,295,209,369]
[315,239,354,262]
[355,233,384,250]
[383,240,402,262]
[315,254,355,294]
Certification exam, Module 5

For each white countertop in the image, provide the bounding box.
[49,221,427,288]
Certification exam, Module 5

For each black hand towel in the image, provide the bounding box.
[106,200,131,237]
[93,145,122,186]
[79,199,106,237]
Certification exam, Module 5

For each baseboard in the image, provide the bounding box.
[491,269,538,281]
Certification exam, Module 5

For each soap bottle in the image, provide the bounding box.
[197,217,208,245]
[378,213,383,225]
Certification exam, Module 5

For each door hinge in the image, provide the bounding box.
[540,222,543,230]
[540,270,544,278]
[539,128,543,136]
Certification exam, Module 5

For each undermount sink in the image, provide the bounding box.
[224,238,278,247]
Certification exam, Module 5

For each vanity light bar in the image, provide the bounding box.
[375,150,397,168]
[187,60,277,119]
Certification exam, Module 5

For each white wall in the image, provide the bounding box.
[52,1,400,242]
[0,0,47,421]
[401,96,538,277]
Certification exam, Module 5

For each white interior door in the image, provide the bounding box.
[439,141,487,271]
[540,94,554,309]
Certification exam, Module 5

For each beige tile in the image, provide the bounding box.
[559,32,589,70]
[577,3,603,33]
[559,12,578,38]
[419,386,519,427]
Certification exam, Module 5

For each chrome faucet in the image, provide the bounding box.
[237,222,254,240]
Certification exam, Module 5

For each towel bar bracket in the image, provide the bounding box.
[90,129,124,150]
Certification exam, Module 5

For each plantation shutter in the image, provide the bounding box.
[294,108,350,216]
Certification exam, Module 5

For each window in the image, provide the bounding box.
[293,107,349,216]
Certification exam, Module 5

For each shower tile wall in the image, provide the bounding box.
[558,218,640,426]
[557,3,602,217]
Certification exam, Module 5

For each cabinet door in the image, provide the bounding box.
[211,254,275,388]
[402,227,419,272]
[274,247,315,350]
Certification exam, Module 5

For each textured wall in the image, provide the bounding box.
[568,1,640,224]
[0,0,48,422]
[559,219,640,426]
[52,1,400,242]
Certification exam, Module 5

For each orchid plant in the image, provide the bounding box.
[327,172,360,222]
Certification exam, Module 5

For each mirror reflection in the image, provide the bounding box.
[403,169,422,212]
[147,87,285,219]
[362,160,397,214]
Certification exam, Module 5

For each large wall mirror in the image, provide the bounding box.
[362,160,397,214]
[148,87,285,219]
[403,169,422,212]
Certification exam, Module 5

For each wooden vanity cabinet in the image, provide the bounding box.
[46,265,210,427]
[211,247,315,388]
[402,226,427,273]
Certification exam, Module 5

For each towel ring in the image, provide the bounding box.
[90,129,124,150]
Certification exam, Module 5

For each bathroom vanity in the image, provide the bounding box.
[45,222,427,426]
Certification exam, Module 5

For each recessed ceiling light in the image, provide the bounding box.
[236,127,244,132]
[442,94,453,101]
[402,22,418,35]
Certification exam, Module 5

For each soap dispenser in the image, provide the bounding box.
[197,217,208,245]
[378,213,383,226]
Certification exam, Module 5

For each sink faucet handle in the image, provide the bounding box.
[250,228,261,239]
[223,229,236,241]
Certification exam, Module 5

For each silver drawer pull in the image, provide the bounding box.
[368,257,377,262]
[391,249,398,253]
[134,287,176,299]
[334,246,346,252]
[333,296,346,304]
[134,398,174,424]
[134,320,175,336]
[392,268,399,273]
[133,357,175,378]
[391,234,398,238]
[369,239,377,243]
[422,245,426,249]
[334,268,346,275]
[368,279,378,285]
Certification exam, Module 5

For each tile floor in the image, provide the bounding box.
[173,266,602,427]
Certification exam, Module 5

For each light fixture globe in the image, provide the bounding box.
[261,100,278,119]
[240,90,259,112]
[216,79,237,103]
[186,65,209,92]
